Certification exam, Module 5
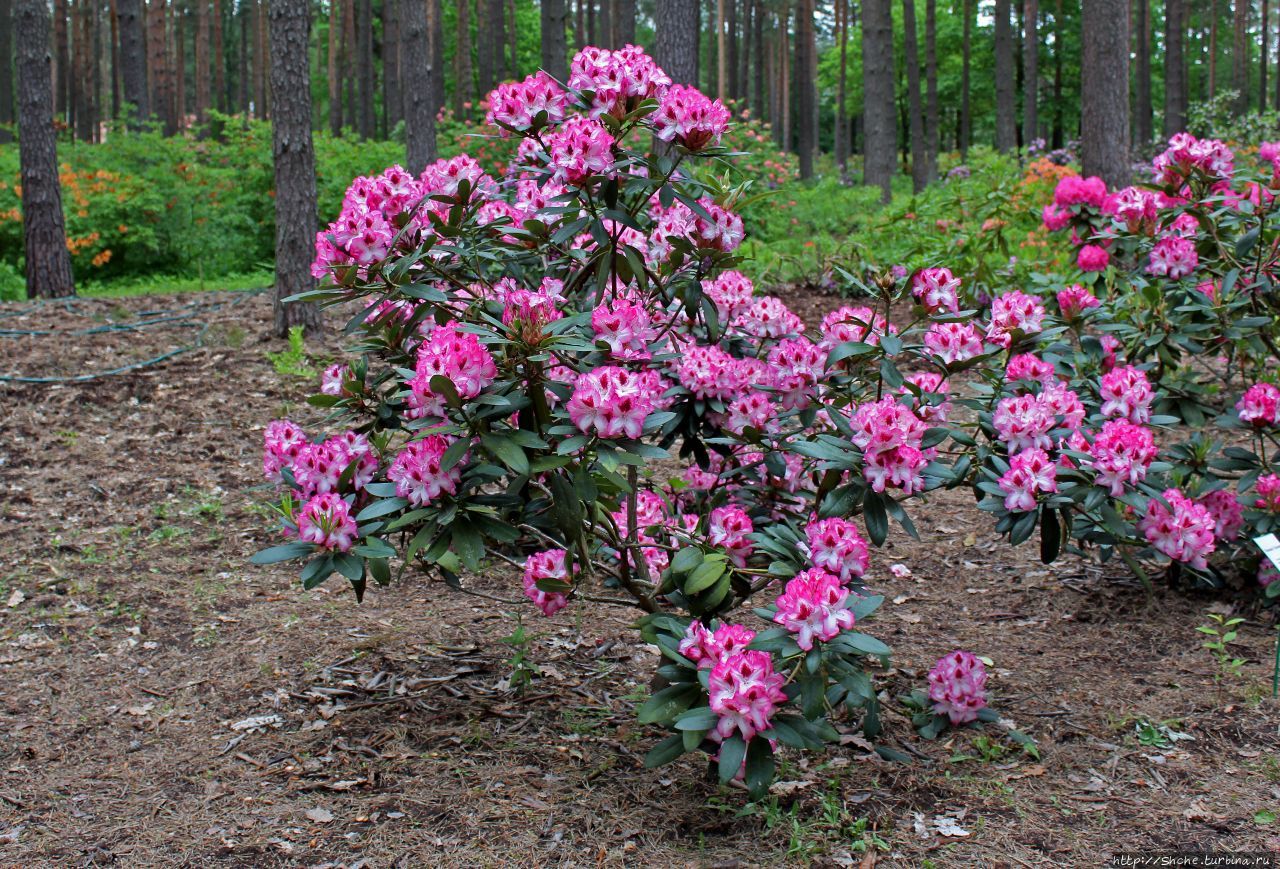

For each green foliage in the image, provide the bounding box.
[1187,90,1280,147]
[1196,611,1247,680]
[266,326,319,379]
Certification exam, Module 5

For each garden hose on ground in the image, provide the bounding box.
[0,287,268,384]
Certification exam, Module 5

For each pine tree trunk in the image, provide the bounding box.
[1208,0,1217,95]
[108,0,119,120]
[540,0,566,81]
[993,0,1015,151]
[1051,0,1062,146]
[341,0,354,127]
[73,0,91,140]
[327,0,340,132]
[960,0,970,158]
[54,0,67,118]
[0,0,13,142]
[488,0,505,86]
[176,0,187,125]
[212,0,225,110]
[903,0,925,192]
[1164,0,1186,136]
[1022,0,1037,148]
[428,0,443,113]
[716,0,725,99]
[751,0,763,116]
[924,0,937,181]
[195,0,208,121]
[796,0,815,177]
[238,0,248,113]
[1133,0,1151,147]
[16,0,76,297]
[454,0,471,116]
[586,0,594,44]
[401,0,435,172]
[1232,0,1248,112]
[616,0,634,44]
[476,0,492,95]
[1081,0,1129,187]
[654,0,697,85]
[505,0,516,76]
[574,0,584,47]
[117,0,148,124]
[147,0,169,130]
[268,0,321,336]
[834,0,847,169]
[384,0,400,128]
[599,0,610,47]
[356,0,372,135]
[780,0,789,150]
[862,0,895,202]
[1262,0,1269,112]
[255,0,269,118]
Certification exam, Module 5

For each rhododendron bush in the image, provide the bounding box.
[250,46,964,796]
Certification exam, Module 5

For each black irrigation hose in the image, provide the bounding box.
[0,287,268,385]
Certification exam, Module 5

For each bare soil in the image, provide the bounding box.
[1,288,1278,868]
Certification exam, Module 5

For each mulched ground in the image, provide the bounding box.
[1,288,1278,868]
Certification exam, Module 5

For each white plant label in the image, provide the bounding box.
[1254,533,1280,570]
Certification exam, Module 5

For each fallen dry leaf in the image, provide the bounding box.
[305,807,335,824]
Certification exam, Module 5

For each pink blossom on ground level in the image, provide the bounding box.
[296,492,358,552]
[772,569,857,651]
[522,549,576,616]
[927,650,989,725]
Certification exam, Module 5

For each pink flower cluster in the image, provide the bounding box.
[708,649,789,743]
[804,517,870,583]
[708,505,755,567]
[1139,488,1216,570]
[542,116,617,185]
[1153,132,1235,184]
[997,448,1057,512]
[592,297,658,359]
[522,549,576,616]
[678,620,756,669]
[567,365,658,439]
[985,291,1046,348]
[850,396,930,494]
[1099,365,1155,424]
[1198,489,1243,542]
[927,650,989,725]
[1147,235,1198,279]
[263,420,309,482]
[1076,244,1110,272]
[911,267,962,313]
[1236,383,1280,427]
[568,44,671,120]
[388,435,462,506]
[652,84,730,151]
[407,322,499,420]
[1056,284,1100,320]
[296,492,359,552]
[820,305,897,350]
[1111,186,1163,232]
[1084,420,1158,497]
[486,72,568,131]
[293,432,379,495]
[772,568,857,650]
[1254,474,1280,512]
[924,321,985,366]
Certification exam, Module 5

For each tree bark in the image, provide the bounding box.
[401,0,436,173]
[994,0,1015,151]
[834,0,848,169]
[1133,0,1151,147]
[428,0,443,113]
[960,0,970,158]
[795,0,815,177]
[54,0,67,118]
[476,0,493,95]
[0,0,13,142]
[110,0,121,120]
[212,0,225,111]
[147,0,170,130]
[454,0,471,116]
[751,0,763,116]
[654,0,697,85]
[616,0,634,44]
[924,0,938,181]
[384,0,400,128]
[716,0,725,99]
[117,0,148,124]
[1022,0,1037,148]
[268,0,321,336]
[862,0,895,202]
[1081,0,1129,187]
[327,0,340,132]
[1164,0,1185,136]
[177,0,188,124]
[1208,0,1216,95]
[1262,0,1269,112]
[238,0,248,113]
[194,0,208,121]
[780,0,789,150]
[341,0,354,127]
[540,0,567,81]
[1232,0,1248,112]
[356,0,372,135]
[488,0,506,85]
[72,0,91,140]
[903,0,925,192]
[16,0,75,297]
[1051,0,1062,147]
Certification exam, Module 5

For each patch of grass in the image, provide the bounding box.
[266,326,319,379]
[78,270,274,299]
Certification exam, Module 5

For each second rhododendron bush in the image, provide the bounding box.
[251,44,1280,795]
